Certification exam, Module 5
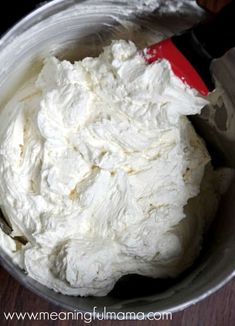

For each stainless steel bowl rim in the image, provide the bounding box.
[0,0,235,316]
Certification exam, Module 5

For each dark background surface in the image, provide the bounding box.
[1,265,235,325]
[0,0,44,35]
[0,0,234,325]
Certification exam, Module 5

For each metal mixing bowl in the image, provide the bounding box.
[0,0,235,315]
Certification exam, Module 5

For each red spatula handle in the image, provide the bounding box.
[145,39,209,96]
[144,0,235,96]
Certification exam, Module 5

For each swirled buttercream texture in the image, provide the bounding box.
[0,40,220,296]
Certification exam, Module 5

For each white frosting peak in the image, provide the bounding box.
[0,40,218,296]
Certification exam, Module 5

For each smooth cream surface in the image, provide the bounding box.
[0,40,220,296]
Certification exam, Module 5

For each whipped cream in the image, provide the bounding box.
[0,40,221,296]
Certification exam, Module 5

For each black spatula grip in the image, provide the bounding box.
[172,0,235,91]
